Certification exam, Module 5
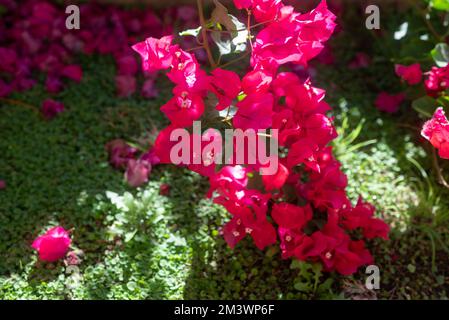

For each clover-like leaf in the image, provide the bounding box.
[431,43,449,67]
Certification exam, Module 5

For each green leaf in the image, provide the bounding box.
[210,14,248,56]
[430,0,449,11]
[412,96,439,117]
[407,264,416,273]
[179,26,202,37]
[294,281,311,292]
[431,43,449,67]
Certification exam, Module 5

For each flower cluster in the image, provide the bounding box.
[389,61,449,159]
[105,139,160,187]
[0,0,199,117]
[133,0,389,275]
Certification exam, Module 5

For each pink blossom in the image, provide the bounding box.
[41,99,64,120]
[61,64,83,82]
[141,78,158,99]
[105,139,138,169]
[374,92,405,113]
[160,88,205,127]
[125,159,151,188]
[233,0,252,10]
[32,226,71,262]
[116,55,138,76]
[0,180,5,190]
[421,107,449,159]
[209,68,241,110]
[425,65,449,96]
[132,35,175,72]
[115,75,136,97]
[233,93,273,130]
[395,63,422,85]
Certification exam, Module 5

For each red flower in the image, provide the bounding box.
[241,69,273,94]
[233,0,252,10]
[425,65,449,96]
[395,63,422,85]
[233,92,273,130]
[374,92,405,113]
[105,139,138,170]
[125,159,151,188]
[421,107,449,159]
[61,64,83,83]
[115,75,136,97]
[41,99,64,120]
[262,162,289,191]
[209,68,241,111]
[271,203,312,229]
[32,227,71,262]
[132,35,175,72]
[159,183,170,196]
[160,88,205,127]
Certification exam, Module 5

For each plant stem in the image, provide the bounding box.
[0,98,39,114]
[431,147,449,190]
[196,0,216,68]
[216,51,250,69]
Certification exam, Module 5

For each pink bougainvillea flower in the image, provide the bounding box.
[115,74,136,97]
[41,99,64,120]
[209,68,241,111]
[160,88,205,127]
[286,137,320,172]
[341,198,390,240]
[374,92,404,113]
[421,107,449,159]
[395,63,422,86]
[61,64,83,82]
[233,92,273,130]
[271,203,313,229]
[153,125,183,164]
[233,0,252,10]
[241,69,273,94]
[207,165,248,199]
[0,180,5,190]
[140,147,161,166]
[32,226,71,262]
[132,35,175,72]
[45,75,63,93]
[425,65,449,96]
[159,183,170,196]
[304,113,337,147]
[125,159,151,188]
[141,77,158,99]
[0,79,12,97]
[252,0,283,23]
[0,47,17,73]
[116,55,138,76]
[167,49,208,93]
[223,209,277,250]
[105,139,138,169]
[262,162,289,191]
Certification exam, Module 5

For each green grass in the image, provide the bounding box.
[1,9,449,298]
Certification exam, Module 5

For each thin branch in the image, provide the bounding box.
[0,98,39,114]
[196,0,216,68]
[216,51,250,69]
[431,147,449,190]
